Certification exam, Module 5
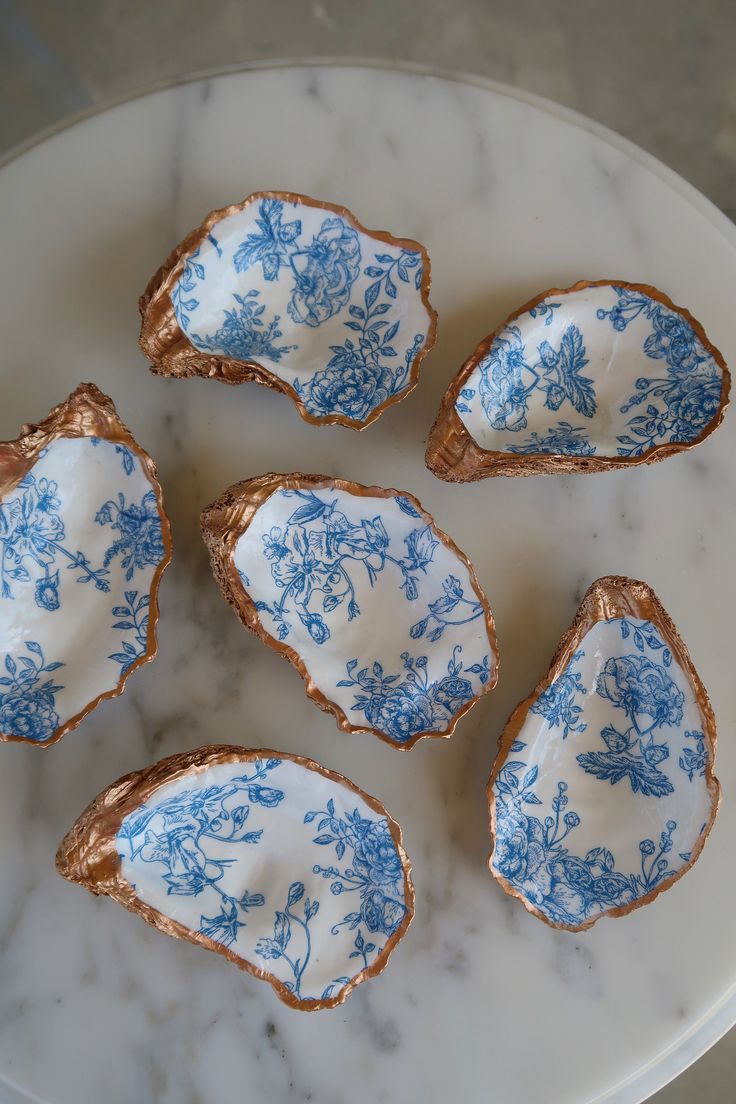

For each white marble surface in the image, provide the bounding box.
[1,65,735,1104]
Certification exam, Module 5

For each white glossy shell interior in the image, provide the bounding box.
[456,284,724,459]
[116,755,410,1005]
[171,196,432,424]
[0,436,166,743]
[232,486,495,746]
[490,616,713,928]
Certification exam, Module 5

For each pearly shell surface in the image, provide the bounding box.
[0,387,170,746]
[427,281,729,479]
[201,474,498,749]
[56,746,414,1011]
[487,577,719,930]
[140,192,436,429]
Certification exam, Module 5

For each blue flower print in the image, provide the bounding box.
[252,490,450,646]
[1,471,110,607]
[508,422,597,457]
[338,646,481,744]
[477,323,595,433]
[0,642,65,743]
[95,490,165,582]
[478,326,533,431]
[171,245,205,327]
[233,198,304,282]
[529,300,562,327]
[287,217,362,327]
[190,290,296,363]
[108,590,150,675]
[492,744,679,927]
[307,799,408,943]
[575,619,684,798]
[530,651,587,738]
[233,199,361,327]
[301,348,394,422]
[409,574,487,643]
[679,730,708,781]
[34,569,61,611]
[597,286,724,455]
[255,881,320,997]
[118,759,284,947]
[293,248,425,421]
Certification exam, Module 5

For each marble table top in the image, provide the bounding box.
[1,64,735,1104]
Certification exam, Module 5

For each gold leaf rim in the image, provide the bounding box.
[55,743,415,1011]
[200,472,499,750]
[486,574,721,931]
[0,383,173,748]
[139,190,438,430]
[425,279,731,480]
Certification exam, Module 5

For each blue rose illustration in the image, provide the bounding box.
[365,686,434,743]
[644,309,700,373]
[493,800,554,908]
[0,690,59,743]
[596,654,684,727]
[433,674,473,713]
[288,217,361,327]
[667,373,722,436]
[479,328,532,432]
[360,886,405,936]
[305,355,390,421]
[355,822,403,886]
[98,490,164,581]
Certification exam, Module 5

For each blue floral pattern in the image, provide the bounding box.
[191,291,296,363]
[118,760,283,946]
[508,423,596,456]
[490,614,714,927]
[108,590,150,675]
[477,323,595,433]
[530,650,587,738]
[337,645,489,745]
[293,252,425,423]
[576,620,682,798]
[95,491,165,582]
[492,742,680,927]
[234,486,495,746]
[1,471,110,608]
[0,436,168,744]
[597,286,723,455]
[679,730,708,781]
[455,285,725,458]
[233,198,362,326]
[251,490,483,649]
[0,642,65,743]
[170,196,432,425]
[116,756,411,1005]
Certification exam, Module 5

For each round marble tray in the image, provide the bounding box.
[1,63,735,1104]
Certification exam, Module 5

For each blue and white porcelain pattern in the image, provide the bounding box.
[217,477,497,748]
[0,432,168,745]
[489,593,717,930]
[455,282,727,461]
[166,193,435,427]
[113,750,413,1009]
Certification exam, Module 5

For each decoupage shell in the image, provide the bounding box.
[139,191,437,429]
[426,280,729,479]
[487,576,720,930]
[201,473,498,750]
[56,744,414,1011]
[0,384,172,746]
